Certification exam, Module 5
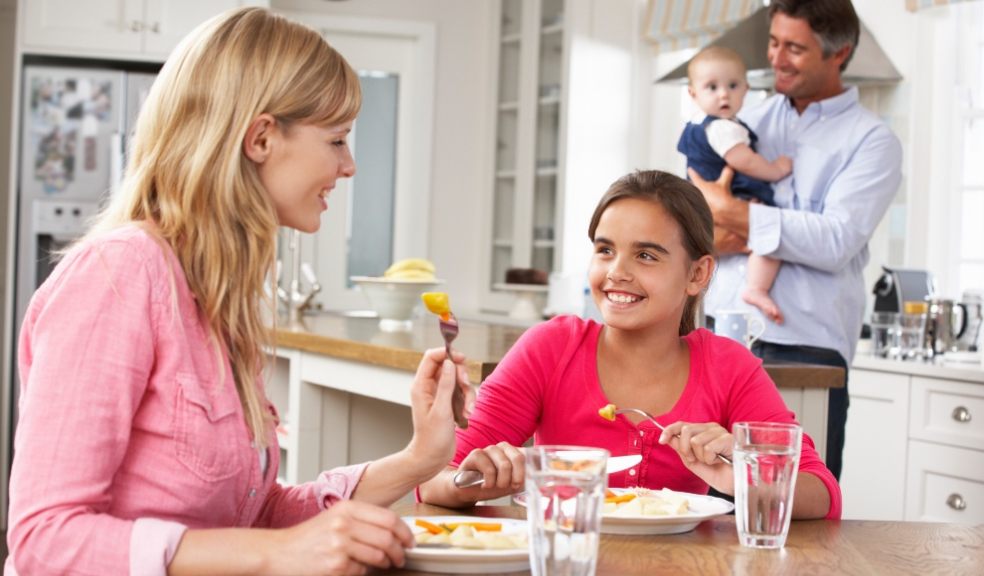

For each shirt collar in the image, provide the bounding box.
[783,86,858,117]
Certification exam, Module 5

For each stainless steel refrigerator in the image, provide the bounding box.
[7,64,157,507]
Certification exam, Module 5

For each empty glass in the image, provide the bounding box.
[897,312,928,360]
[869,311,899,357]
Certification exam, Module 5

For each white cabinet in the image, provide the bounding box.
[840,369,909,520]
[484,0,566,305]
[20,0,269,60]
[842,365,984,524]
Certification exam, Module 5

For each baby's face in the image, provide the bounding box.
[688,59,749,119]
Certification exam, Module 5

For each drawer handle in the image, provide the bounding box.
[946,493,967,511]
[128,20,143,32]
[951,406,972,423]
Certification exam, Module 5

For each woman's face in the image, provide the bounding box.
[257,120,356,233]
[588,197,705,334]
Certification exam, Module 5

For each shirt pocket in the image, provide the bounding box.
[173,373,244,482]
[791,144,842,212]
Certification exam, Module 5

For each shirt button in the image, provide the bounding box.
[639,431,644,437]
[249,488,257,498]
[628,469,636,476]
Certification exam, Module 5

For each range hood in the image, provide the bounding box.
[655,7,902,89]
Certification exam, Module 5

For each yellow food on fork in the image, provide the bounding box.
[421,292,451,321]
[598,403,617,421]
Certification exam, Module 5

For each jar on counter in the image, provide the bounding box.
[896,300,929,360]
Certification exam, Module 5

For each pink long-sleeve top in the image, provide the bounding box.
[7,224,368,575]
[452,315,842,519]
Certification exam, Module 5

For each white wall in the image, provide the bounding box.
[273,0,495,313]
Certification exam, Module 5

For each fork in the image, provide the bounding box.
[611,407,732,465]
[438,312,469,430]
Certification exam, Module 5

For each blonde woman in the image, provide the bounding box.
[6,8,472,576]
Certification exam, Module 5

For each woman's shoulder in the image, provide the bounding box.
[522,315,597,345]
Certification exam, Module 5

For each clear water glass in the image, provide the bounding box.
[525,445,608,576]
[733,422,802,549]
[898,312,927,360]
[869,311,899,358]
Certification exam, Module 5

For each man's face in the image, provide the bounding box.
[767,12,847,102]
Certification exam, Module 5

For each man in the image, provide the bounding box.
[691,0,902,480]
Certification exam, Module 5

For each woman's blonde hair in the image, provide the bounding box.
[86,7,361,447]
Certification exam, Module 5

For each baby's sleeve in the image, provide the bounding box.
[705,118,751,157]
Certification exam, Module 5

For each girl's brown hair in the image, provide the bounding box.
[587,170,715,335]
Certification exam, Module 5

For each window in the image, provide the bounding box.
[953,2,984,295]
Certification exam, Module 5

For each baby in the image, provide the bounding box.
[677,46,791,324]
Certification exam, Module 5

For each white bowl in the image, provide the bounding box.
[350,276,445,330]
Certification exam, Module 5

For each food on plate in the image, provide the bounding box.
[383,258,436,280]
[413,520,527,550]
[598,403,617,421]
[421,292,451,321]
[603,488,691,517]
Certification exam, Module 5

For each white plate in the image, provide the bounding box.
[600,488,734,535]
[403,516,529,574]
[514,488,734,535]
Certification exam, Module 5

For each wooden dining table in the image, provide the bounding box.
[383,502,984,575]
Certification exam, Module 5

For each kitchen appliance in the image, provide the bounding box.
[957,290,983,351]
[872,266,935,313]
[8,64,158,479]
[925,297,966,357]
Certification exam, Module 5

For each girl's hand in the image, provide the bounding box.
[273,500,414,575]
[454,442,526,501]
[405,348,475,475]
[659,421,735,495]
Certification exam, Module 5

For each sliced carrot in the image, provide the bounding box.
[415,518,447,535]
[605,493,637,505]
[604,489,617,499]
[442,521,503,532]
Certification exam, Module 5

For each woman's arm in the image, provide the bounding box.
[351,348,474,506]
[168,500,414,576]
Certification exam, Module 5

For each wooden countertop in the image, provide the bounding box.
[274,313,843,389]
[385,503,984,575]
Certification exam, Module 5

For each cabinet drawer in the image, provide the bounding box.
[909,377,984,451]
[905,440,984,524]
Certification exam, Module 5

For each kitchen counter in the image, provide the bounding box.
[852,352,984,384]
[274,313,845,389]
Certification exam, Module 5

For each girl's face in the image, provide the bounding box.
[256,120,356,233]
[588,197,708,334]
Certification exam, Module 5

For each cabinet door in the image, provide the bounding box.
[143,0,269,58]
[839,369,909,520]
[21,0,143,54]
[906,440,984,524]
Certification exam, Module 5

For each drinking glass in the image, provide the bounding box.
[869,311,899,357]
[525,445,608,576]
[898,312,927,360]
[733,422,802,549]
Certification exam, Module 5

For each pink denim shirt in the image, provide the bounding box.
[7,225,368,575]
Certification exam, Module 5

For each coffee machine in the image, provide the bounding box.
[872,266,935,313]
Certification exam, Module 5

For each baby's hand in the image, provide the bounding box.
[775,156,793,178]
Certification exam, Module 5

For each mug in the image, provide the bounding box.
[714,310,766,348]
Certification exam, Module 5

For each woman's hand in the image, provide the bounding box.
[405,347,475,476]
[454,442,526,501]
[272,500,414,576]
[658,421,735,495]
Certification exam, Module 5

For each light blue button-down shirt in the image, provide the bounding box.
[705,87,903,364]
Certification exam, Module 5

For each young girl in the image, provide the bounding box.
[7,8,472,576]
[678,46,792,324]
[418,170,840,520]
